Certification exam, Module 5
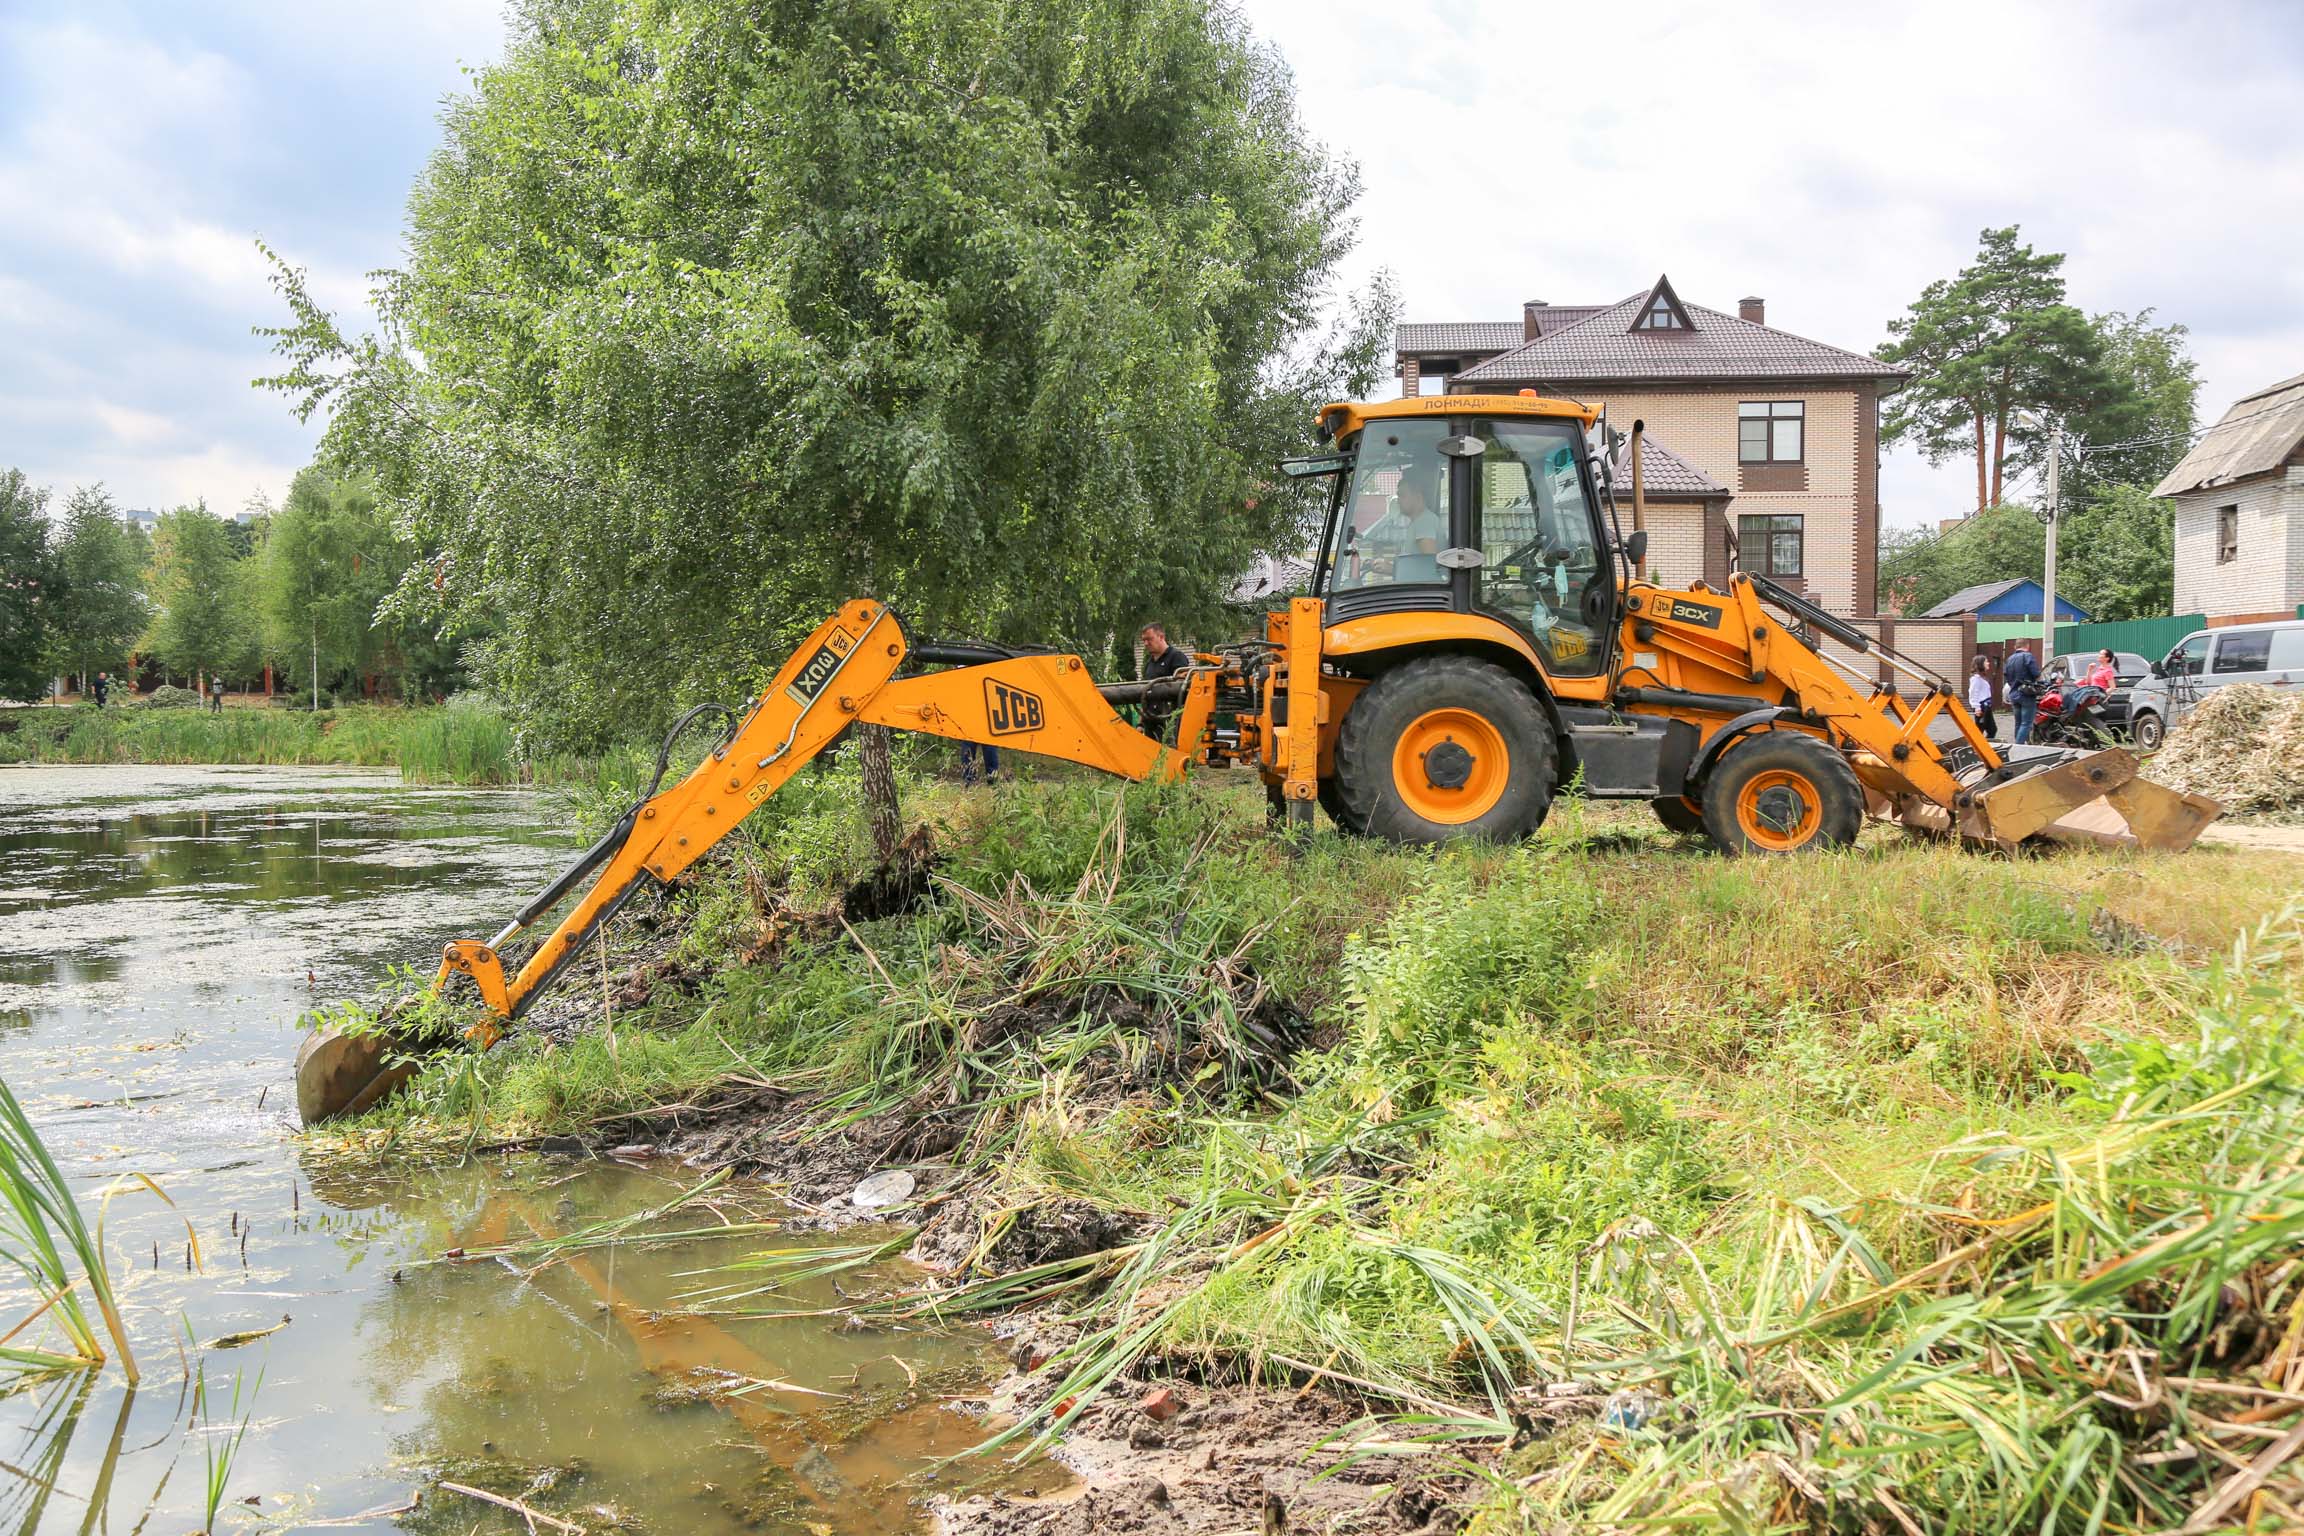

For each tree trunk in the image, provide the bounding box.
[1990,410,2007,506]
[858,723,901,864]
[1973,411,1989,513]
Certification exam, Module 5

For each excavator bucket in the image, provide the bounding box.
[1918,747,2221,853]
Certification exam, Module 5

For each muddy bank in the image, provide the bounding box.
[937,1364,1464,1536]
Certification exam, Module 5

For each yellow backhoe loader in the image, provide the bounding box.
[296,393,2219,1123]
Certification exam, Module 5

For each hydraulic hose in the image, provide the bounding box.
[499,702,739,938]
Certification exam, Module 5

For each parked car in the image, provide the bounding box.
[2126,620,2304,749]
[2042,651,2154,745]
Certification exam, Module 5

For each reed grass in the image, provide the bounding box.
[0,1074,148,1386]
[0,699,558,785]
[188,1343,261,1535]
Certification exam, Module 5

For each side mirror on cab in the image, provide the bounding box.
[1621,529,1649,567]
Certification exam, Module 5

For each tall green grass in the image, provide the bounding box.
[0,700,541,785]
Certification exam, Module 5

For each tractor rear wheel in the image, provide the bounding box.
[1334,656,1555,844]
[1701,732,1863,856]
[1318,774,1365,835]
[1650,795,1706,836]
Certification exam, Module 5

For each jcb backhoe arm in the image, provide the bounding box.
[433,600,1195,1031]
[296,600,1200,1123]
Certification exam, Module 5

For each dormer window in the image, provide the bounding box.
[1628,274,1693,332]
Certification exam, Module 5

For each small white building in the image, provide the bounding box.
[2155,373,2304,625]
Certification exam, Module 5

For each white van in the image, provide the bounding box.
[2128,619,2304,748]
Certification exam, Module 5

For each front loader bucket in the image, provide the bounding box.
[1963,747,2221,853]
[296,1024,423,1125]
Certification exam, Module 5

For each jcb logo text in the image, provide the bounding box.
[985,681,1044,737]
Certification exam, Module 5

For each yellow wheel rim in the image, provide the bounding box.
[1735,768,1822,851]
[1392,707,1510,825]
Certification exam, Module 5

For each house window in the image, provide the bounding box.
[1739,401,1804,463]
[1739,514,1803,578]
[1635,295,1682,330]
[2218,504,2239,563]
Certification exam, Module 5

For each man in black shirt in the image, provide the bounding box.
[1140,623,1188,743]
[2002,645,2041,743]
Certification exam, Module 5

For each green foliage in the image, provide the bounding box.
[2066,308,2199,495]
[142,503,253,682]
[333,767,2304,1529]
[260,0,1390,752]
[2058,480,2175,621]
[255,467,458,702]
[1878,226,2175,513]
[1879,482,2173,622]
[1877,502,2044,616]
[44,485,146,686]
[0,700,535,784]
[1327,854,1594,1112]
[0,1072,144,1383]
[0,468,56,703]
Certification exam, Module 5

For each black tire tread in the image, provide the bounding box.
[1333,655,1556,845]
[1699,731,1864,856]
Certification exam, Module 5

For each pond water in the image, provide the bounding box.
[0,765,1046,1534]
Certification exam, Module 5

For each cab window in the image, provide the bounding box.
[1327,419,1449,593]
[1471,418,1605,676]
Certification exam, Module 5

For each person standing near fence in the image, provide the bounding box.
[2003,644,2040,744]
[1968,656,1997,740]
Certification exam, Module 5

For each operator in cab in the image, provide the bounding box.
[1358,471,1443,585]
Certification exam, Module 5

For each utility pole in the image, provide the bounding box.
[2039,420,2062,664]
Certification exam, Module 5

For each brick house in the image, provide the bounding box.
[1396,276,1908,618]
[2154,372,2304,625]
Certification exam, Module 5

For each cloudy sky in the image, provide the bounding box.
[4,0,2300,528]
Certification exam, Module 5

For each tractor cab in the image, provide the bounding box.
[1305,395,1619,682]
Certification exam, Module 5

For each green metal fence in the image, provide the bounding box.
[2052,614,2207,661]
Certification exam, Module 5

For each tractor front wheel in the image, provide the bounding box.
[1701,732,1863,856]
[1333,656,1555,844]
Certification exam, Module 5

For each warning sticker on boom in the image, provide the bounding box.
[783,625,856,707]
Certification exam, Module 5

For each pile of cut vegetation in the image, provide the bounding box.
[2152,683,2304,818]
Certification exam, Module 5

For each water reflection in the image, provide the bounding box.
[0,767,1043,1533]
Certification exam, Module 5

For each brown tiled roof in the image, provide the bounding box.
[1454,291,1907,385]
[1396,322,1523,354]
[2152,372,2304,496]
[1523,305,1611,335]
[1621,438,1729,499]
[1397,306,1622,356]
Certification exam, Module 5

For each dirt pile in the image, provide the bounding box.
[2151,684,2304,818]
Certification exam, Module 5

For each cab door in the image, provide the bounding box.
[1460,416,1611,678]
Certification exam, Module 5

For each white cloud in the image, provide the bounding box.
[89,399,181,448]
[1237,0,2304,527]
[0,3,505,509]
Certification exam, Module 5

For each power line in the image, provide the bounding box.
[2076,393,2301,460]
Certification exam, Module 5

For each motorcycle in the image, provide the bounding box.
[2031,683,2118,748]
